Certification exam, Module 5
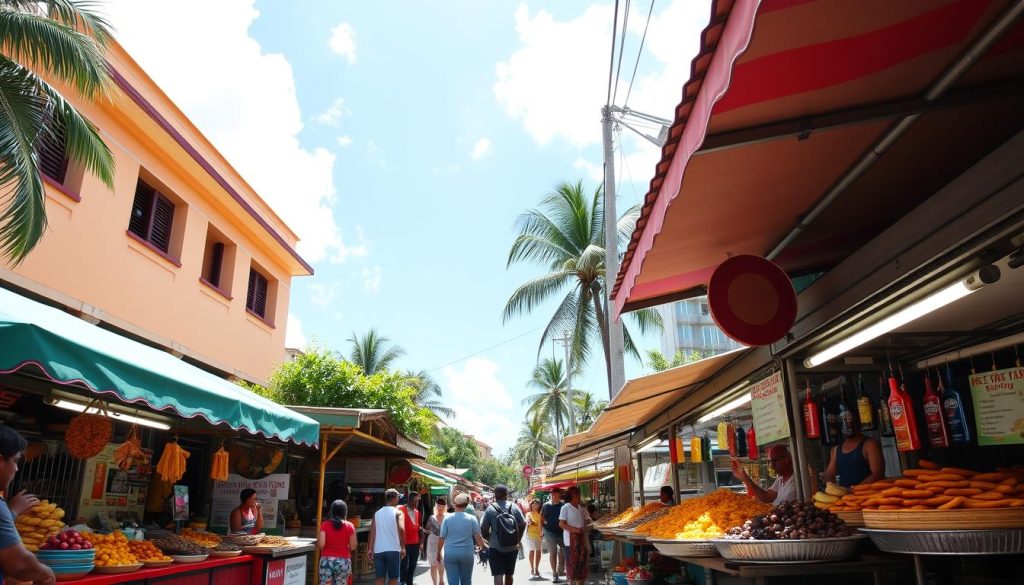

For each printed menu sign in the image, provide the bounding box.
[77,443,151,524]
[211,473,289,530]
[266,555,306,585]
[750,371,790,445]
[969,366,1024,446]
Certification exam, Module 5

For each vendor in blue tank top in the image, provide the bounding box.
[824,428,885,488]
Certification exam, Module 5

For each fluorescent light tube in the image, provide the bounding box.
[636,437,662,452]
[697,392,752,423]
[47,398,171,430]
[803,269,998,368]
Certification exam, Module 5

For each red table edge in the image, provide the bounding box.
[67,553,258,584]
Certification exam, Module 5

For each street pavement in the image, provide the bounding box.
[397,550,608,585]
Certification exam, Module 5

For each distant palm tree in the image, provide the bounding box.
[522,358,576,444]
[573,392,607,432]
[504,180,662,397]
[645,349,706,372]
[347,329,405,375]
[515,414,555,467]
[404,369,455,419]
[1,0,116,263]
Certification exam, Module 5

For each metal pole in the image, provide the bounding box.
[563,330,576,436]
[636,451,646,506]
[670,425,682,501]
[783,358,811,499]
[602,105,627,399]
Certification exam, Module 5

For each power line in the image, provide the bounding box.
[624,0,656,108]
[426,326,544,372]
[611,0,631,106]
[605,0,621,106]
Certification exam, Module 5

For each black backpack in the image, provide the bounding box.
[490,502,521,548]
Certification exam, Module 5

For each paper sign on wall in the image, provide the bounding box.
[210,474,289,529]
[750,371,790,446]
[969,366,1024,446]
[77,443,151,524]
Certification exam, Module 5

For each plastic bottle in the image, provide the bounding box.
[803,381,821,439]
[941,366,971,444]
[888,374,922,451]
[878,374,895,437]
[856,374,876,431]
[921,374,950,448]
[838,382,857,438]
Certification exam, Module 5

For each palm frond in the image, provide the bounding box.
[502,269,575,323]
[41,82,113,187]
[627,306,663,336]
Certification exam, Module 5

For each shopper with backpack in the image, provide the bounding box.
[480,485,525,585]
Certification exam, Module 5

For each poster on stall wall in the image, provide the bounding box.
[750,371,790,446]
[969,366,1024,446]
[210,474,289,530]
[77,443,151,524]
[266,555,306,585]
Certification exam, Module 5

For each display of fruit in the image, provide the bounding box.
[81,531,139,566]
[724,501,855,540]
[626,567,653,581]
[38,529,92,551]
[812,482,850,506]
[151,534,211,556]
[824,461,1024,511]
[15,500,66,552]
[180,528,221,547]
[127,540,172,562]
[636,489,772,540]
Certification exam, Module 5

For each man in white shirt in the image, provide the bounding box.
[557,486,591,585]
[732,444,797,505]
[368,489,406,585]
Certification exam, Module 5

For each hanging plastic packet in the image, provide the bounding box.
[717,421,729,448]
[690,436,703,463]
[746,427,758,459]
[726,424,737,457]
[701,432,712,462]
[736,425,747,458]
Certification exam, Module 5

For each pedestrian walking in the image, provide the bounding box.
[436,493,487,585]
[369,489,406,585]
[540,488,565,582]
[400,492,423,585]
[481,485,525,585]
[558,487,591,585]
[524,500,543,578]
[426,497,448,585]
[318,499,357,585]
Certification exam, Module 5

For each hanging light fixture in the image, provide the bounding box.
[46,395,172,430]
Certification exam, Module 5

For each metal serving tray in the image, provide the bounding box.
[859,529,1024,556]
[710,535,867,563]
[647,538,717,557]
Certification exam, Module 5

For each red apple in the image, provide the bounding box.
[60,542,69,549]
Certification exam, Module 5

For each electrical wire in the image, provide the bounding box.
[624,0,656,108]
[426,326,544,372]
[605,0,621,106]
[611,0,631,106]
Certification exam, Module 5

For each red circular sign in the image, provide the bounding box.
[389,460,412,484]
[707,255,797,346]
[522,465,534,477]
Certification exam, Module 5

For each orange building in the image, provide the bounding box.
[0,41,312,385]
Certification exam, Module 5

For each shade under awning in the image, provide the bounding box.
[413,463,456,486]
[545,468,613,483]
[0,286,319,446]
[557,349,747,459]
[613,0,1024,315]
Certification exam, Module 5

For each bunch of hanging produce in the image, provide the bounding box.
[156,440,190,483]
[211,445,230,481]
[66,402,112,459]
[113,424,150,471]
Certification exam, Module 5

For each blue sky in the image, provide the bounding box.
[106,0,710,455]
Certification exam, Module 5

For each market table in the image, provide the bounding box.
[65,554,257,584]
[678,553,908,585]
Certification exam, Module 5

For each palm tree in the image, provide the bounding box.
[404,369,455,419]
[573,392,607,432]
[522,358,576,444]
[514,414,555,467]
[504,180,662,397]
[347,328,405,375]
[1,0,116,263]
[645,349,706,372]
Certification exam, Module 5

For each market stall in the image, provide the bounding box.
[0,285,321,584]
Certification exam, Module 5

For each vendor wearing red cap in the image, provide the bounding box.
[731,444,796,505]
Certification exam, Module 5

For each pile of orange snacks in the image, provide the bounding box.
[180,528,221,547]
[602,502,669,528]
[127,540,172,562]
[826,461,1024,511]
[82,531,139,567]
[636,489,772,539]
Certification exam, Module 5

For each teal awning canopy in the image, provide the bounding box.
[0,287,319,446]
[412,463,455,486]
[429,486,451,496]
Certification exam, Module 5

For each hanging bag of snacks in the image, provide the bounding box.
[113,424,149,471]
[156,439,190,483]
[211,441,230,481]
[67,400,113,460]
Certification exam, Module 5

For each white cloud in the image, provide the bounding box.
[442,358,518,454]
[361,266,382,295]
[495,0,710,159]
[333,225,369,263]
[285,313,307,348]
[573,157,603,182]
[315,97,348,127]
[328,21,357,64]
[470,137,493,160]
[336,135,353,147]
[307,282,338,308]
[104,0,363,266]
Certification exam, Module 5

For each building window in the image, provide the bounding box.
[700,302,710,316]
[246,267,270,319]
[128,179,175,253]
[37,119,69,184]
[200,225,235,296]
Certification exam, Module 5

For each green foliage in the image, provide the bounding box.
[475,457,525,492]
[514,414,555,467]
[348,329,406,375]
[522,358,573,443]
[0,0,115,263]
[573,392,607,432]
[427,427,480,469]
[645,349,706,372]
[260,346,434,440]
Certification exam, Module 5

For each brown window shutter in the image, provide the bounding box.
[208,243,225,287]
[37,119,69,184]
[128,182,154,239]
[149,194,175,252]
[253,272,269,317]
[246,268,258,311]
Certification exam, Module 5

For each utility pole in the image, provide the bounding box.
[553,330,575,437]
[601,105,671,400]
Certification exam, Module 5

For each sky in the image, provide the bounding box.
[104,0,711,456]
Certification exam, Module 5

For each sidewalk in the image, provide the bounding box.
[357,551,608,585]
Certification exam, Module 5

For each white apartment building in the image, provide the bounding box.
[655,297,744,359]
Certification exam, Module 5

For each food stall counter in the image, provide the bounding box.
[64,554,257,584]
[243,538,316,558]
